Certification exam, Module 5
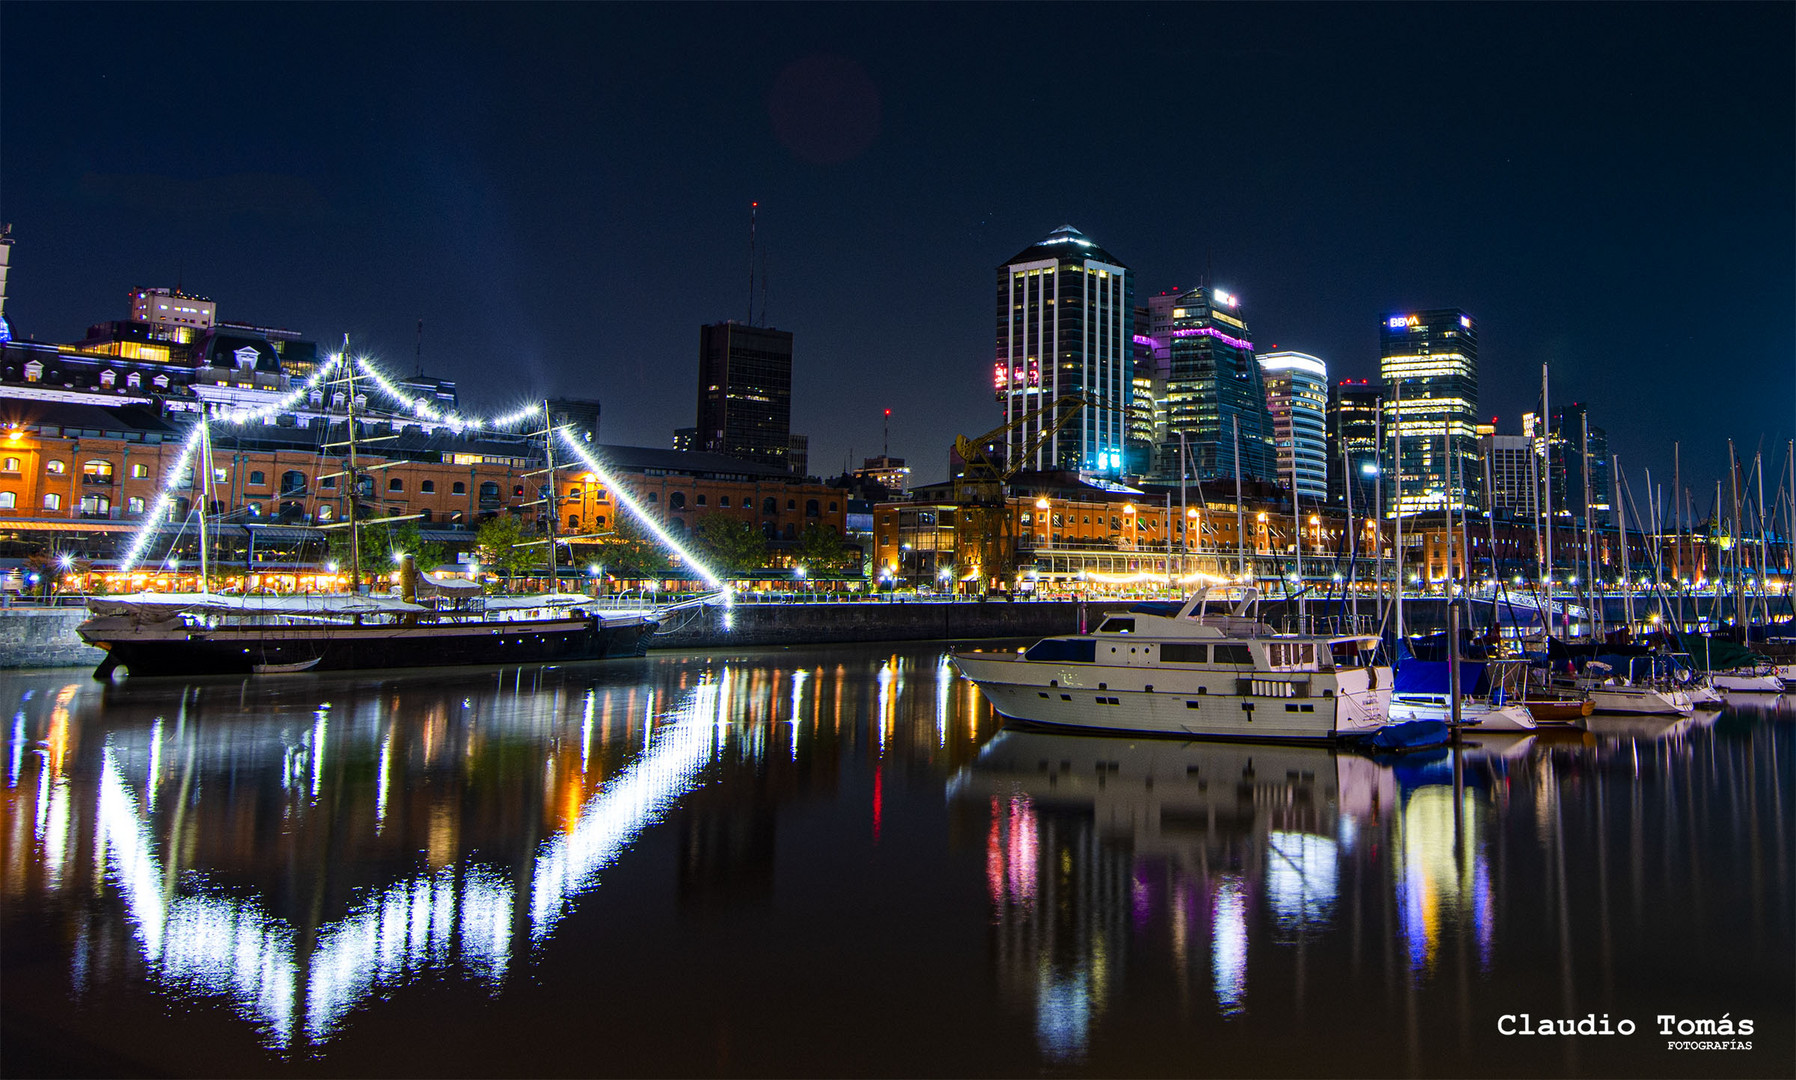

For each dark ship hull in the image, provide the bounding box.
[87,612,658,679]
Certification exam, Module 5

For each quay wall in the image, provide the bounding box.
[0,609,106,670]
[0,600,1099,670]
[651,599,1094,650]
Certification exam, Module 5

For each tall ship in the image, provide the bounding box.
[78,348,671,679]
[951,586,1391,742]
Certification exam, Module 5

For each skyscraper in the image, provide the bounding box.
[994,225,1132,476]
[696,321,793,470]
[1543,403,1610,526]
[1327,378,1382,506]
[1257,351,1329,502]
[1146,286,1276,484]
[1481,430,1539,517]
[1380,308,1479,514]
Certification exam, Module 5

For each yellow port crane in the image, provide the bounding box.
[951,394,1090,592]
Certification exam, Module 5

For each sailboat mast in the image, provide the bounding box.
[1232,415,1246,581]
[1392,376,1404,639]
[1538,365,1554,638]
[542,400,559,590]
[197,415,213,593]
[344,337,362,594]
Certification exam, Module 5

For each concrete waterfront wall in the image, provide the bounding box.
[0,609,105,670]
[0,600,1095,670]
[651,599,1093,650]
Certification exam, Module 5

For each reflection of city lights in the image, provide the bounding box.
[1212,874,1248,1016]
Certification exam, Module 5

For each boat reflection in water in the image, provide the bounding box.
[5,666,751,1049]
[2,652,1789,1076]
[947,729,1571,1065]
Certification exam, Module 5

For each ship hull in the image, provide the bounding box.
[951,652,1390,743]
[87,614,658,679]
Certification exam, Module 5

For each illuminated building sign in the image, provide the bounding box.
[1212,289,1238,308]
[1460,315,1473,329]
[1387,315,1421,329]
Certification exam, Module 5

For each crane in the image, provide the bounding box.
[951,394,1091,592]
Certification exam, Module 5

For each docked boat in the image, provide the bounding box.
[1389,693,1538,730]
[1709,665,1787,694]
[950,586,1391,742]
[1389,652,1537,731]
[79,582,665,679]
[1523,696,1595,724]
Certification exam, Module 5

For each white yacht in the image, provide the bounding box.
[1709,665,1787,694]
[950,586,1391,743]
[1389,694,1537,731]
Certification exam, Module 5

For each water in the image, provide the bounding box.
[1,644,1789,1077]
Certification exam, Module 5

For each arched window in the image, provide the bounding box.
[719,496,731,508]
[417,509,432,523]
[45,460,65,475]
[82,460,113,483]
[278,501,306,523]
[513,484,525,497]
[0,492,15,509]
[452,481,466,494]
[244,502,260,518]
[131,463,149,478]
[828,501,837,512]
[126,372,142,389]
[594,515,607,528]
[388,477,404,492]
[42,493,61,510]
[280,470,305,495]
[646,491,659,504]
[248,471,265,486]
[568,514,580,530]
[762,521,776,539]
[695,494,707,507]
[126,496,145,515]
[479,482,500,506]
[316,506,335,523]
[763,497,778,515]
[79,494,110,518]
[669,517,686,534]
[421,480,435,493]
[0,458,17,473]
[805,499,820,517]
[787,499,797,511]
[668,491,686,510]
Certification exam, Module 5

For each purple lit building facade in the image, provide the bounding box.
[1142,287,1276,484]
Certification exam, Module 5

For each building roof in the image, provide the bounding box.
[0,398,180,438]
[591,443,803,481]
[1001,225,1128,270]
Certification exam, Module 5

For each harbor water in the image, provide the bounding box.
[1,643,1790,1077]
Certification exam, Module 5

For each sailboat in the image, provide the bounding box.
[80,357,666,679]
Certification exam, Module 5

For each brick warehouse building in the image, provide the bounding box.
[0,400,848,587]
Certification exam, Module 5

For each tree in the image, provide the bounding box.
[689,513,767,577]
[588,509,675,581]
[474,515,536,585]
[790,523,861,578]
[328,520,448,581]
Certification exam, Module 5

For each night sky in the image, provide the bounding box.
[3,3,1791,509]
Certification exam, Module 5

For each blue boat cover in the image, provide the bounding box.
[1394,639,1489,696]
[1367,719,1450,750]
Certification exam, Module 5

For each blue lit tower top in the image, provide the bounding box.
[994,226,1132,477]
[1379,308,1479,514]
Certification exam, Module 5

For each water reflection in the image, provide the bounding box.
[1,658,1789,1075]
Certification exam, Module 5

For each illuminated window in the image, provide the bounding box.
[0,458,16,473]
[131,463,149,478]
[82,460,114,483]
[0,492,14,509]
[42,493,60,511]
[23,361,41,382]
[45,460,65,475]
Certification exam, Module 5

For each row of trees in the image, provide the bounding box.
[465,512,862,583]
